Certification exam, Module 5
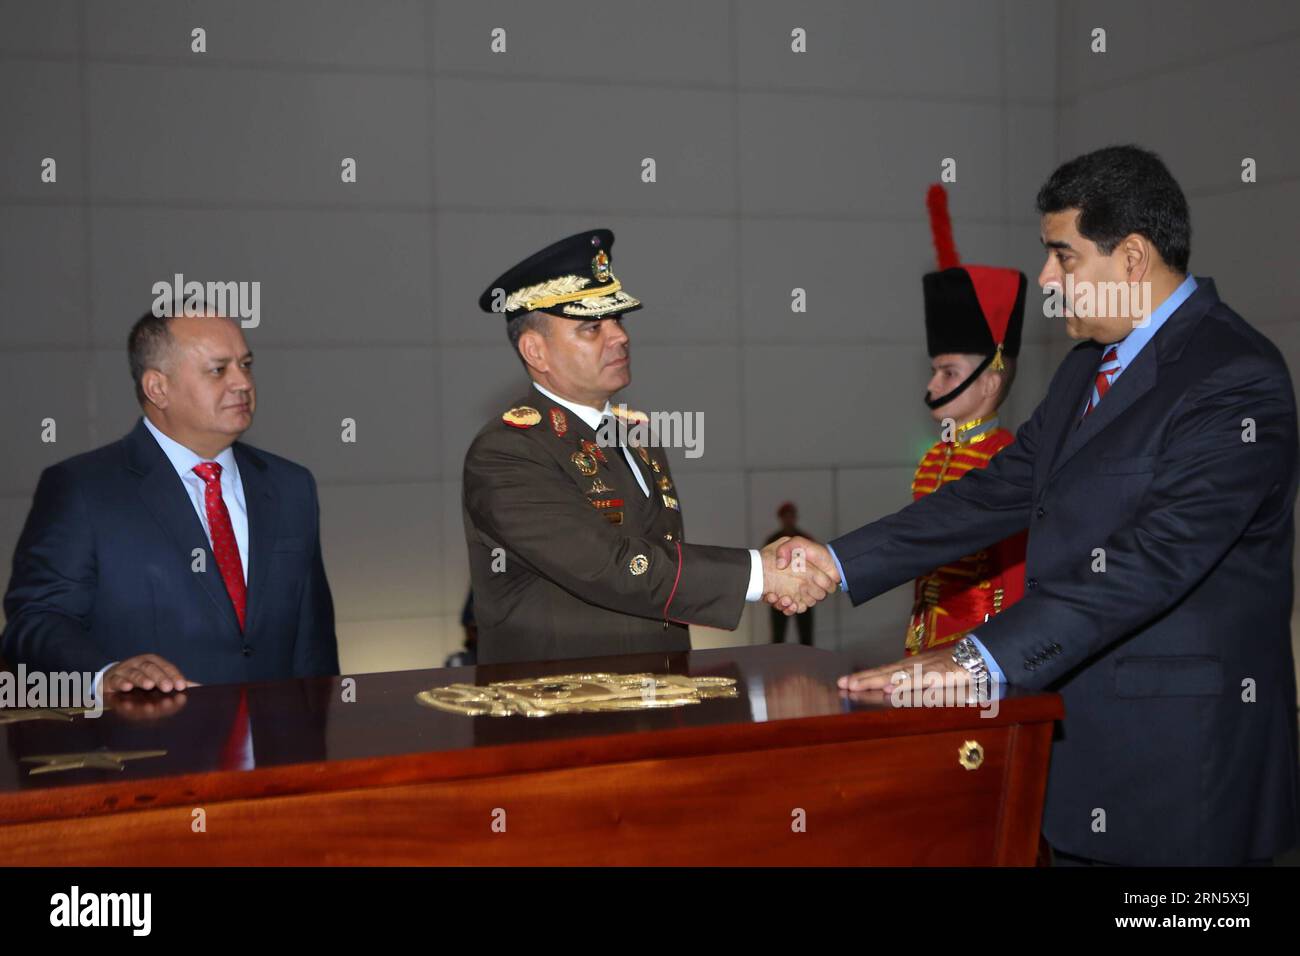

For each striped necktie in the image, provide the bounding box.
[1082,346,1121,420]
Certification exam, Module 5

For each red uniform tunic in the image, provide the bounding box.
[904,421,1027,656]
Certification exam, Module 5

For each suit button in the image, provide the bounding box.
[1027,578,1038,589]
[242,645,253,657]
[1036,506,1046,518]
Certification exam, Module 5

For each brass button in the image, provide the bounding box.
[663,532,674,541]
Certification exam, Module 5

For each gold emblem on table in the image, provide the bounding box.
[20,747,167,776]
[0,707,96,726]
[416,673,738,717]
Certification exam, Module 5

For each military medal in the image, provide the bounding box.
[502,406,541,429]
[661,494,680,511]
[587,478,614,494]
[550,408,568,437]
[635,446,650,466]
[580,438,608,464]
[590,498,624,510]
[628,554,649,575]
[657,475,673,492]
[571,451,598,476]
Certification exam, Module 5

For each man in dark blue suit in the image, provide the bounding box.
[772,146,1300,866]
[2,307,338,693]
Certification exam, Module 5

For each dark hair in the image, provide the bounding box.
[1036,145,1190,273]
[128,310,177,406]
[506,311,550,369]
[127,295,216,405]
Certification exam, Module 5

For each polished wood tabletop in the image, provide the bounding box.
[0,644,1062,827]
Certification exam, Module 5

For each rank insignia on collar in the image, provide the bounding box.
[550,408,568,437]
[581,438,608,464]
[571,451,598,476]
[502,406,541,428]
[661,494,680,511]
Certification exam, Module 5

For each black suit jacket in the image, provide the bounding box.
[832,278,1300,865]
[2,420,339,685]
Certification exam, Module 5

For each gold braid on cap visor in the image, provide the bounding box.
[504,273,637,315]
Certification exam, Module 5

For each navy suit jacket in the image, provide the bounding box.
[2,419,339,685]
[832,278,1300,865]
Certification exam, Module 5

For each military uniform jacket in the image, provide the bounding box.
[463,391,751,664]
[905,425,1027,654]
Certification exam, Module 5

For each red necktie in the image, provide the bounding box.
[192,461,247,630]
[1082,346,1122,419]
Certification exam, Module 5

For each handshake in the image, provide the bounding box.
[759,537,841,615]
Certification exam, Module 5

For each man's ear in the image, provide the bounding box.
[141,368,169,409]
[1121,232,1152,283]
[518,327,548,375]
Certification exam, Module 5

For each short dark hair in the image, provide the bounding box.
[506,311,550,370]
[128,310,177,406]
[127,297,220,405]
[1036,145,1190,273]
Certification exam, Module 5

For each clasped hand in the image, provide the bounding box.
[760,536,841,615]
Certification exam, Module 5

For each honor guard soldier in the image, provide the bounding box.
[905,186,1030,655]
[464,229,832,665]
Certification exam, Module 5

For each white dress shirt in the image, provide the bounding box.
[531,383,764,601]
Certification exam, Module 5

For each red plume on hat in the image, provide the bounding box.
[922,183,1025,373]
[926,183,961,271]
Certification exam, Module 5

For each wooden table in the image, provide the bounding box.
[0,644,1061,865]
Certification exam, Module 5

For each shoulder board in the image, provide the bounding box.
[501,406,541,429]
[611,406,650,425]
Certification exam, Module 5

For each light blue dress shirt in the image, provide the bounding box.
[828,275,1199,684]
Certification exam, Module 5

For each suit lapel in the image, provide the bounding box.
[235,443,278,638]
[1049,345,1158,480]
[125,421,242,637]
[1040,278,1219,486]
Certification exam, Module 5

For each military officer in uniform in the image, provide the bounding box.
[904,185,1029,656]
[464,229,835,665]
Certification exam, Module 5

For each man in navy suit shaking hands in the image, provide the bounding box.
[773,146,1300,865]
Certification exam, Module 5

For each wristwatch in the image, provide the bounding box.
[951,636,991,701]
